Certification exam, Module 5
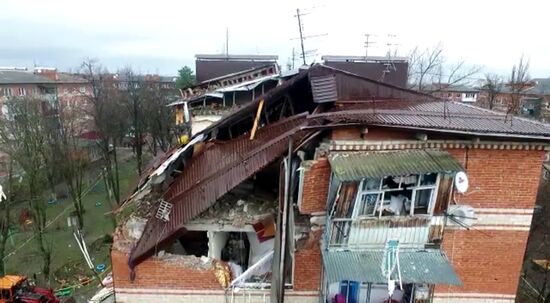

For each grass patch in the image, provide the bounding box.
[4,152,142,290]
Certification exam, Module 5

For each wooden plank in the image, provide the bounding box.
[249,99,265,140]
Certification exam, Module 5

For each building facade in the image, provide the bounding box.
[111,64,549,303]
[429,85,479,103]
[476,78,550,121]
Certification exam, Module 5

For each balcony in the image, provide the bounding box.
[327,215,445,249]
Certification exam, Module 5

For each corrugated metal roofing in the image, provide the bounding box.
[311,75,338,103]
[322,249,461,285]
[313,100,550,138]
[129,113,309,267]
[328,150,463,181]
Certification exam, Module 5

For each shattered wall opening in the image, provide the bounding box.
[174,231,209,257]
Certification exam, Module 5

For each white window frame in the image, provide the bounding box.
[18,87,26,96]
[353,173,441,219]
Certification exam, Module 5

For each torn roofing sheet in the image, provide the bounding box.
[129,113,310,267]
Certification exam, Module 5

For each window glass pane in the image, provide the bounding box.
[357,193,378,216]
[382,176,400,189]
[420,173,437,186]
[364,178,381,191]
[414,189,433,214]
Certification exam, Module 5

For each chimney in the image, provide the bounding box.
[34,67,58,81]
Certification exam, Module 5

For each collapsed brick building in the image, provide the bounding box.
[110,64,550,303]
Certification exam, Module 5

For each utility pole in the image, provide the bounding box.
[292,8,326,65]
[296,8,306,65]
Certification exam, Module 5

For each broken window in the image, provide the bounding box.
[353,173,440,218]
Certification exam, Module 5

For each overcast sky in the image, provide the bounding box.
[1,0,549,78]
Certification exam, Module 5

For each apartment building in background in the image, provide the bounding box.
[430,84,479,103]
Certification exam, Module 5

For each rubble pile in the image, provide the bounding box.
[193,185,277,227]
[112,216,147,253]
[155,251,213,271]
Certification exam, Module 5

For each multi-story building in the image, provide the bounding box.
[477,78,550,121]
[0,68,59,108]
[170,62,280,136]
[195,54,279,83]
[110,64,550,303]
[430,85,479,103]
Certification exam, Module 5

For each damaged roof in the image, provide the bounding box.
[123,63,550,269]
[313,99,550,139]
[129,114,309,267]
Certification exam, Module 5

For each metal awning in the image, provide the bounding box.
[328,150,463,182]
[322,249,461,285]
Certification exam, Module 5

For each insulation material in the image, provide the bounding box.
[213,260,232,288]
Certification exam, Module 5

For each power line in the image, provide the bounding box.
[3,173,103,261]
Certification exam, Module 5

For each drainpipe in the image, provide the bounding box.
[280,135,293,303]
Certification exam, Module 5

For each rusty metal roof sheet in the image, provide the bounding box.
[313,100,550,139]
[129,114,309,267]
[329,150,463,181]
[322,249,461,285]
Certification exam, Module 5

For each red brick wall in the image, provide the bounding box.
[331,128,362,140]
[0,84,39,98]
[300,157,330,214]
[362,127,414,140]
[439,229,529,295]
[446,148,544,208]
[294,247,322,291]
[331,127,415,140]
[438,148,544,297]
[111,250,222,290]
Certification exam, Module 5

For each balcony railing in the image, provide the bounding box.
[327,215,445,249]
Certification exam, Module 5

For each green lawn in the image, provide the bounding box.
[4,152,141,292]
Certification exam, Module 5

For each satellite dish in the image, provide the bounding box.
[455,171,469,193]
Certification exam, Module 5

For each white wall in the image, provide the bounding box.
[208,231,229,260]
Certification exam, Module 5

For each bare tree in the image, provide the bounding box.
[141,79,174,155]
[120,68,145,176]
[408,43,481,92]
[480,73,504,110]
[81,59,127,205]
[507,55,531,119]
[0,97,54,279]
[0,160,14,275]
[53,100,90,229]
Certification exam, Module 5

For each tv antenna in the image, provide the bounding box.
[364,34,377,59]
[380,34,400,82]
[292,8,327,65]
